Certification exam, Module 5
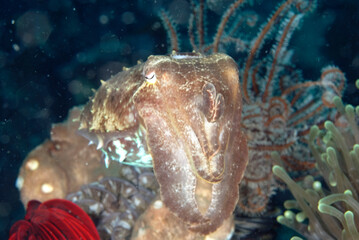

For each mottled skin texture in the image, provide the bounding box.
[80,52,248,234]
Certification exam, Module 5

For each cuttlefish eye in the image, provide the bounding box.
[144,71,156,84]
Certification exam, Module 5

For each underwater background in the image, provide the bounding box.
[1,0,359,239]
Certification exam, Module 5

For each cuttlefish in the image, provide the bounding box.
[79,52,248,234]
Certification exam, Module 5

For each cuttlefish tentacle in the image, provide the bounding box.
[79,52,248,234]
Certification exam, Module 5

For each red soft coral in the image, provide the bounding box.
[9,199,99,240]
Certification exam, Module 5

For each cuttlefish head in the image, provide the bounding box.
[79,52,248,234]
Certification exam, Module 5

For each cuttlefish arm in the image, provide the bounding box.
[79,52,248,234]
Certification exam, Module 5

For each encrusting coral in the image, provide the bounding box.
[16,107,104,206]
[273,80,359,240]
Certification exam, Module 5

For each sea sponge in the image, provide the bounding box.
[16,107,104,206]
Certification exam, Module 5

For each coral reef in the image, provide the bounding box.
[273,81,359,239]
[16,107,104,206]
[11,0,352,239]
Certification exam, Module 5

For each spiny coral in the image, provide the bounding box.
[67,165,158,240]
[273,81,359,239]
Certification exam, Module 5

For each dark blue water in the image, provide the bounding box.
[1,0,358,239]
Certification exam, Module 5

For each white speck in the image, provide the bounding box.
[41,183,54,194]
[12,44,20,51]
[127,113,134,122]
[96,136,104,149]
[134,197,142,206]
[141,176,148,184]
[99,14,109,25]
[89,203,100,212]
[119,220,131,229]
[26,158,39,171]
[113,140,127,162]
[153,200,163,209]
[125,187,133,195]
[15,177,24,190]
